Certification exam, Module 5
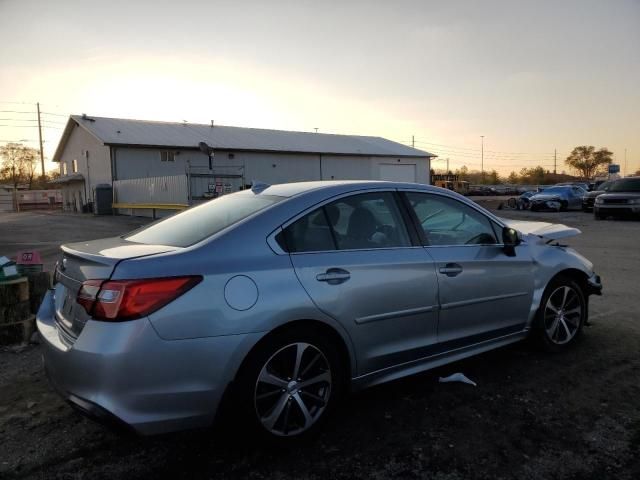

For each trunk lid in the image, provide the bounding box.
[54,237,178,340]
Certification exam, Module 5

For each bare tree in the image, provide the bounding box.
[565,146,613,180]
[0,143,39,189]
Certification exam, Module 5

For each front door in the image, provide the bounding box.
[402,191,534,345]
[284,191,439,375]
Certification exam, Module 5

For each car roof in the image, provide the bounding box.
[255,180,440,198]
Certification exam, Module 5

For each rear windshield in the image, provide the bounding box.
[608,179,640,192]
[125,193,284,247]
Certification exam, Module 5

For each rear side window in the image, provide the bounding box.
[125,193,283,247]
[282,191,411,252]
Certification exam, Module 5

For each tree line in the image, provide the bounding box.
[434,145,634,184]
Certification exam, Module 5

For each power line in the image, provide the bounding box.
[41,111,69,118]
[0,139,39,142]
[413,142,557,159]
[408,137,564,157]
[0,110,38,115]
[0,124,63,129]
[0,117,66,125]
[0,101,34,105]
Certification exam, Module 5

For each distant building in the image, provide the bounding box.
[52,115,434,211]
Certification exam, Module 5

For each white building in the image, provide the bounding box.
[52,115,434,211]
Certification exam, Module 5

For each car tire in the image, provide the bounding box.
[533,276,587,352]
[594,211,605,220]
[560,201,568,211]
[232,326,345,443]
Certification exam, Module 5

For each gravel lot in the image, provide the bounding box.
[1,209,639,479]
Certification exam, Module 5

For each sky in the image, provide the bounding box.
[0,0,638,176]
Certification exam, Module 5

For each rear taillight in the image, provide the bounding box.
[76,276,202,321]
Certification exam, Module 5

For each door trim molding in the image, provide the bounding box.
[440,291,529,310]
[355,304,438,324]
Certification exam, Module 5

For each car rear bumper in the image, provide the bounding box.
[37,290,261,435]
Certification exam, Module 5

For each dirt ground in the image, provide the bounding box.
[1,208,640,480]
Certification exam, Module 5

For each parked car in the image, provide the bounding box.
[555,182,591,191]
[594,177,640,219]
[582,180,615,212]
[588,180,607,192]
[468,185,495,196]
[37,181,602,440]
[516,191,537,210]
[529,185,587,211]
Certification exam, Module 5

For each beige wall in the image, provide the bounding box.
[56,124,112,209]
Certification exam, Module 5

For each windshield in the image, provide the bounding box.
[125,193,284,247]
[608,179,640,193]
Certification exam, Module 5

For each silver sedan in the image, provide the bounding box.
[37,181,602,439]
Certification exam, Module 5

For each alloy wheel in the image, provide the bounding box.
[254,342,332,436]
[543,286,583,345]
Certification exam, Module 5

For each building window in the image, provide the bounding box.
[62,162,67,175]
[160,151,175,162]
[72,159,78,173]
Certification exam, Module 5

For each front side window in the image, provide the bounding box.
[282,191,411,253]
[62,162,67,175]
[72,159,78,173]
[405,192,498,246]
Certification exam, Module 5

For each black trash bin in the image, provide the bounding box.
[93,184,113,215]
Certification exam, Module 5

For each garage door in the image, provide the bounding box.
[379,164,416,183]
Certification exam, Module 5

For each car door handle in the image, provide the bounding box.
[439,263,463,277]
[316,268,351,284]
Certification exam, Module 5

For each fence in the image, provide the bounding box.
[0,190,13,212]
[113,175,189,217]
[187,165,245,203]
[0,189,63,213]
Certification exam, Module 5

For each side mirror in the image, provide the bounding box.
[502,227,520,257]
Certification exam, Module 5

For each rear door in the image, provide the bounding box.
[284,190,439,375]
[401,191,534,345]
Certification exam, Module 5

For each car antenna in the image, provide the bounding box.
[251,180,270,194]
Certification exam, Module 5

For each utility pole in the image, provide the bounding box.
[412,135,415,148]
[446,157,450,174]
[624,148,627,176]
[554,149,557,174]
[480,136,484,184]
[36,102,45,177]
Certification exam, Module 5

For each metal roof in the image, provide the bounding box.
[53,115,434,162]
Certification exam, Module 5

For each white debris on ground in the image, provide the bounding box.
[438,372,477,387]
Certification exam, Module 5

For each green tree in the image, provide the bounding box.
[565,146,613,180]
